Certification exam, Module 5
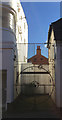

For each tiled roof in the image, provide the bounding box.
[28,54,48,65]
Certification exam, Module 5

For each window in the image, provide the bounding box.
[40,58,43,60]
[34,58,37,62]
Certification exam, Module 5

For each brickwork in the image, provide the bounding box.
[28,46,48,65]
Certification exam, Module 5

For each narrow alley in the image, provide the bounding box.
[1,1,62,120]
[5,94,61,119]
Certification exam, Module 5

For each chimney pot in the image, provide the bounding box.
[36,46,41,55]
[37,46,40,49]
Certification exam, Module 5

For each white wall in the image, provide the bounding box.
[13,0,28,99]
[0,0,28,108]
[0,2,16,105]
[1,29,15,103]
[2,0,18,12]
[2,50,14,103]
[48,29,56,103]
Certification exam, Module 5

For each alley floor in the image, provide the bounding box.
[4,94,62,119]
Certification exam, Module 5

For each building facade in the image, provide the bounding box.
[14,0,28,99]
[0,0,28,117]
[28,46,48,65]
[47,18,62,107]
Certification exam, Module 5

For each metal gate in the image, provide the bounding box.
[20,64,55,97]
[15,43,55,101]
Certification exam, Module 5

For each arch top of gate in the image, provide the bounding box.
[20,64,50,75]
[21,71,49,74]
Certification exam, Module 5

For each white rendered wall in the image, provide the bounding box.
[13,0,28,99]
[48,29,56,103]
[0,2,16,105]
[0,0,28,103]
[1,29,16,103]
[2,49,14,103]
[1,0,18,12]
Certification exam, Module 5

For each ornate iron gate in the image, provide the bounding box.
[15,43,55,102]
[16,64,55,98]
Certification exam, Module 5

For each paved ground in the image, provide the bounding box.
[3,94,62,119]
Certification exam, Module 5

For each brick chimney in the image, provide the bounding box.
[36,46,41,55]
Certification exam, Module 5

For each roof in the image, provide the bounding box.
[28,54,48,65]
[28,46,48,65]
[47,18,62,47]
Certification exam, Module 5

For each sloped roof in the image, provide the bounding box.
[48,18,62,47]
[28,54,48,65]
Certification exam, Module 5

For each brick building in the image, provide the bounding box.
[28,46,48,65]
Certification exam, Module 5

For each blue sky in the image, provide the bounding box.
[21,2,60,58]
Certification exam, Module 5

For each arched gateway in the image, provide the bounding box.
[16,64,55,101]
